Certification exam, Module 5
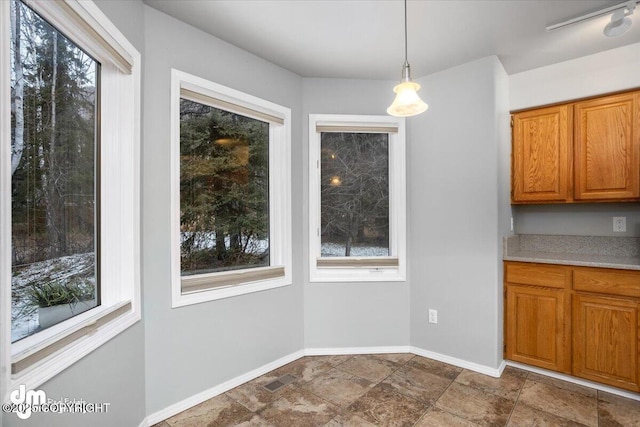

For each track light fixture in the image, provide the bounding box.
[546,0,638,37]
[604,1,636,37]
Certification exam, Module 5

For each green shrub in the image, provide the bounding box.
[27,280,95,308]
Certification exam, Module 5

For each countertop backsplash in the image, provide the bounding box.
[503,234,640,270]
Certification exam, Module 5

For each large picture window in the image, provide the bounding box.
[1,0,141,394]
[309,115,406,282]
[171,70,291,307]
[10,0,99,343]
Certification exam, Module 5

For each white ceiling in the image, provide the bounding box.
[143,0,640,80]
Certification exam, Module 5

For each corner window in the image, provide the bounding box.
[309,115,406,282]
[1,0,141,394]
[171,70,291,307]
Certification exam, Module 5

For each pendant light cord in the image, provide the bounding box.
[401,0,410,81]
[404,0,408,63]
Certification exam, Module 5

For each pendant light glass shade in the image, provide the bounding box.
[387,63,428,117]
[387,1,428,117]
[387,81,428,117]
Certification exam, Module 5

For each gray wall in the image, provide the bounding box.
[408,57,509,369]
[4,325,146,427]
[510,43,640,238]
[142,7,304,415]
[514,204,640,237]
[4,1,147,426]
[302,79,411,349]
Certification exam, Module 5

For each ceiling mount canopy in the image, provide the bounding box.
[387,0,428,118]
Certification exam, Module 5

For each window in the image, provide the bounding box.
[10,0,99,344]
[171,70,291,307]
[1,0,140,394]
[309,114,406,282]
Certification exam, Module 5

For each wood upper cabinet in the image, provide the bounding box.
[574,92,640,200]
[511,105,571,202]
[572,293,639,392]
[511,89,640,203]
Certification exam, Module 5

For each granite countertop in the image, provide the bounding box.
[503,234,640,271]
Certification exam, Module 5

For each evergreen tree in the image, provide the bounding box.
[179,100,269,274]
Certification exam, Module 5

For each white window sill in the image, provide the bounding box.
[171,267,292,308]
[9,301,139,395]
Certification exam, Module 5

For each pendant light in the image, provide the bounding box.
[387,0,428,117]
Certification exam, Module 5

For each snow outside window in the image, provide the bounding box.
[309,114,406,282]
[170,70,292,307]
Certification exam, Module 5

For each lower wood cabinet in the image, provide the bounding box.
[573,293,639,392]
[504,261,640,392]
[506,285,571,373]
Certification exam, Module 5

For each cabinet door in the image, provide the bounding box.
[574,92,640,200]
[573,293,639,392]
[512,105,571,203]
[506,285,571,373]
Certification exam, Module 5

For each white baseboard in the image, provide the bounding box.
[496,359,507,376]
[410,346,505,378]
[305,345,412,356]
[143,349,305,426]
[506,361,640,402]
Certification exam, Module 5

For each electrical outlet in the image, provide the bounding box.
[613,217,626,233]
[510,217,514,232]
[428,309,438,324]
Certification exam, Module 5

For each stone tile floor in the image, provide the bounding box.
[153,354,640,427]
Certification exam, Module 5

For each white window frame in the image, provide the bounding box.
[309,114,406,282]
[170,69,292,308]
[0,0,141,399]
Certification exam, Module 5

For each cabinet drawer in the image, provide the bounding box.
[573,269,640,298]
[505,263,569,289]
